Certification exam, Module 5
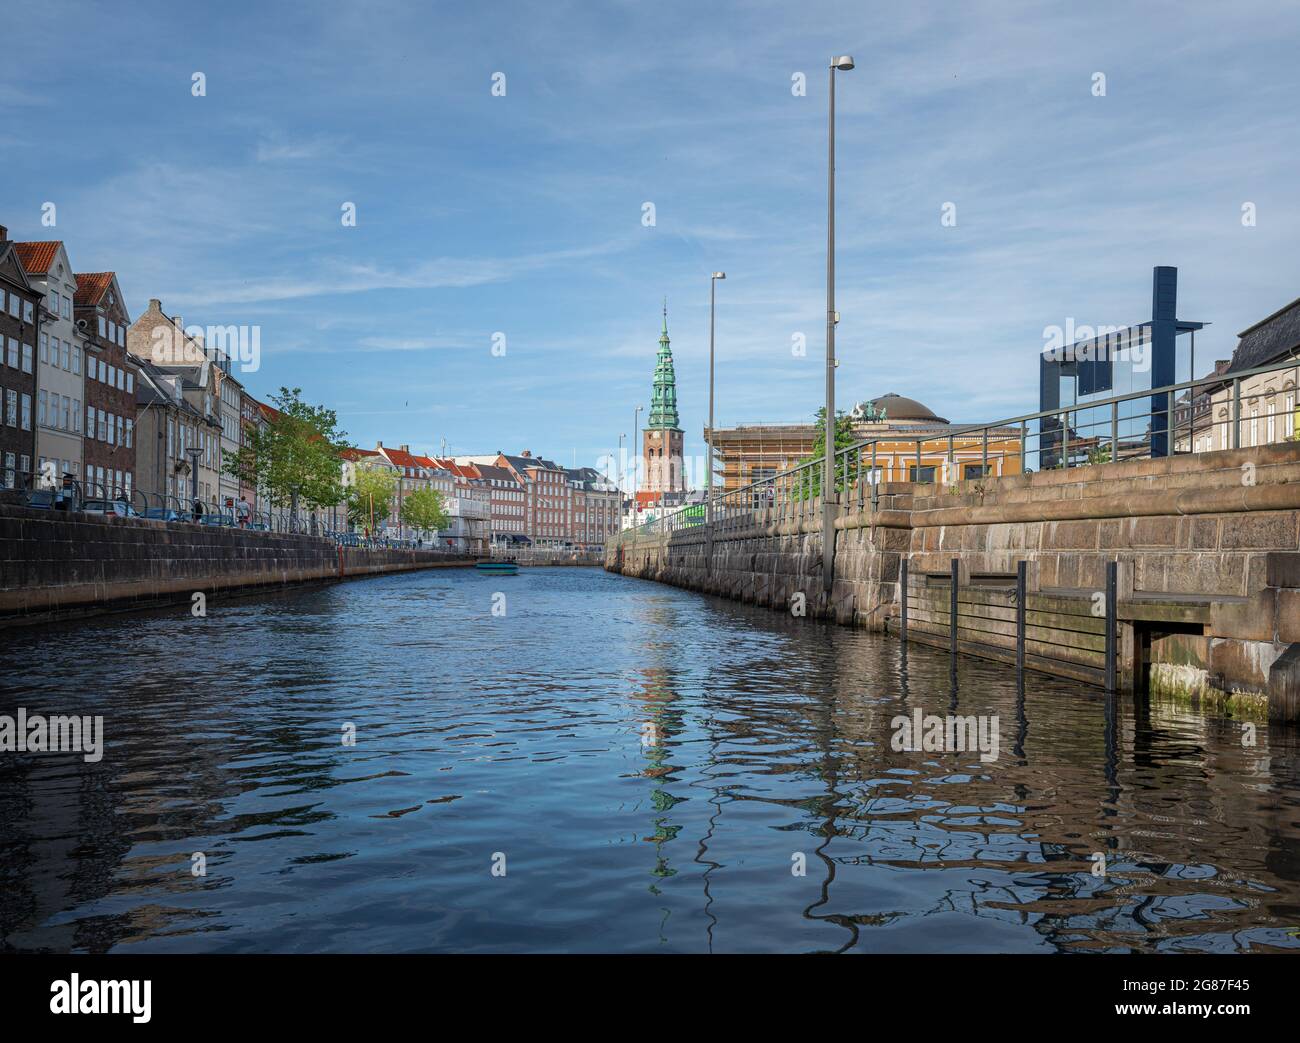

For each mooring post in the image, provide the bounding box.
[950,558,959,657]
[900,557,908,643]
[1016,559,1026,677]
[1105,559,1118,692]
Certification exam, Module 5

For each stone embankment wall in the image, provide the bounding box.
[0,504,474,626]
[607,443,1300,719]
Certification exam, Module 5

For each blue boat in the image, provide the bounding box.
[476,560,519,575]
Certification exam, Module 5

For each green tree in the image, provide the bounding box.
[346,466,397,530]
[794,407,857,500]
[224,387,350,524]
[400,488,450,535]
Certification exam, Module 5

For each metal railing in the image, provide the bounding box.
[614,356,1300,545]
[0,470,433,547]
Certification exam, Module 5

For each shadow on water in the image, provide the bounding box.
[1,566,1299,953]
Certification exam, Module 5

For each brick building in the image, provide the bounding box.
[0,226,41,489]
[76,272,138,500]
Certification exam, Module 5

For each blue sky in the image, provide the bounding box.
[2,0,1298,479]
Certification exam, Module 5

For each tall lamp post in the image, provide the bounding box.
[823,54,854,594]
[618,432,626,532]
[633,405,643,508]
[707,272,725,507]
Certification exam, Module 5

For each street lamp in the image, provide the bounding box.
[618,432,626,531]
[707,272,725,506]
[823,54,854,594]
[633,405,643,506]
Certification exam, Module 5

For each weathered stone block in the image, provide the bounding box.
[1219,512,1298,550]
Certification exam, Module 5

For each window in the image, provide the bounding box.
[20,393,31,430]
[125,418,133,448]
[22,343,32,374]
[87,405,95,435]
[61,340,69,370]
[6,337,16,367]
[98,316,106,337]
[909,464,937,484]
[40,332,48,364]
[126,371,133,393]
[963,464,989,479]
[47,291,58,315]
[117,326,125,347]
[73,399,80,433]
[2,452,13,488]
[61,296,70,320]
[6,293,17,318]
[38,390,46,426]
[98,411,107,441]
[62,395,70,430]
[23,300,33,323]
[5,389,15,426]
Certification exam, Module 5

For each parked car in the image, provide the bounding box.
[81,498,141,519]
[143,506,183,522]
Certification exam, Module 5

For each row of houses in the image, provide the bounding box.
[0,224,289,520]
[0,223,621,553]
[344,445,621,552]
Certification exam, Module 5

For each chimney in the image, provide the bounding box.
[377,440,383,448]
[173,315,184,331]
[0,225,8,241]
[521,449,531,457]
[400,443,410,453]
[149,298,162,312]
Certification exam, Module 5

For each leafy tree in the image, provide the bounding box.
[794,407,857,500]
[346,466,397,530]
[224,387,350,524]
[400,488,450,535]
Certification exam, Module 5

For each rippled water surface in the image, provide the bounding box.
[2,566,1299,953]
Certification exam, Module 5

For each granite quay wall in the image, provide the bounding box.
[0,503,474,626]
[607,442,1300,721]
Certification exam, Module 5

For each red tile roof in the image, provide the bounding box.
[340,447,379,461]
[13,242,60,275]
[377,446,424,469]
[74,272,114,307]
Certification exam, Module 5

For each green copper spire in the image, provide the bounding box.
[648,300,680,430]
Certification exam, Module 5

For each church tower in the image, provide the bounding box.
[642,301,686,497]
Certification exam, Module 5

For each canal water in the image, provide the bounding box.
[2,567,1298,954]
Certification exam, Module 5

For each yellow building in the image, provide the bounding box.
[708,393,1023,492]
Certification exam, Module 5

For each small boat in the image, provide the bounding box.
[476,560,519,575]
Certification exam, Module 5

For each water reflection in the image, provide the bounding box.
[1,568,1298,953]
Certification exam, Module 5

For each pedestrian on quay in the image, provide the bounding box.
[192,498,204,524]
[237,495,252,528]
